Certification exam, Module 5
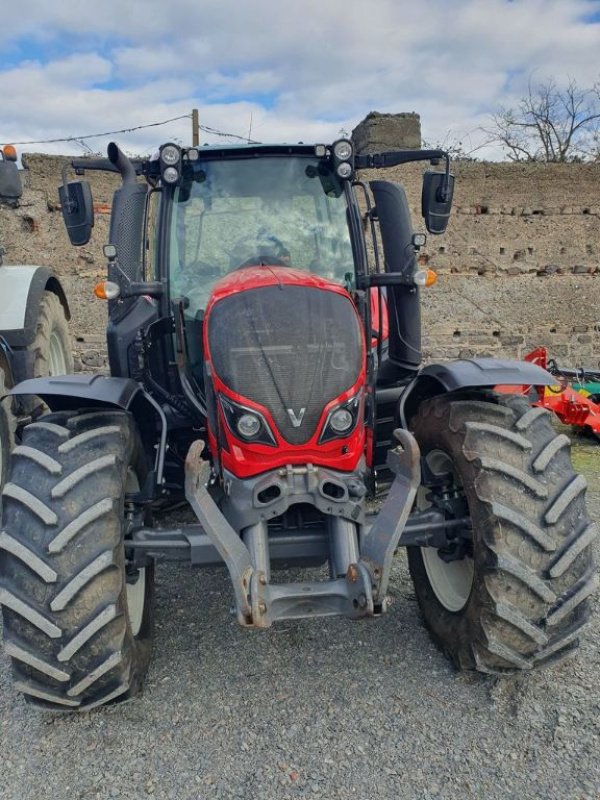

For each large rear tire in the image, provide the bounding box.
[408,392,597,672]
[0,410,154,710]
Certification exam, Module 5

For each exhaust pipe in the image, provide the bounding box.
[107,141,136,185]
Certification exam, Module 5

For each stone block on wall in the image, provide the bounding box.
[351,111,421,154]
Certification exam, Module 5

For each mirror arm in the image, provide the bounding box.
[60,163,77,213]
[107,257,164,299]
[128,281,165,298]
[70,157,144,175]
[355,149,451,201]
[439,154,451,202]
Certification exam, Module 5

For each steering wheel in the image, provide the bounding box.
[235,255,290,270]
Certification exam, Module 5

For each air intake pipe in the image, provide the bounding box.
[369,180,421,370]
[106,142,147,295]
[107,141,137,184]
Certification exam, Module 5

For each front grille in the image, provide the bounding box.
[207,284,362,444]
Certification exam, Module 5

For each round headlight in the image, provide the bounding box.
[162,166,180,184]
[237,413,261,439]
[330,408,353,433]
[336,162,353,179]
[333,140,353,161]
[161,145,180,165]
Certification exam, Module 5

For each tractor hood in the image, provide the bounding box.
[203,265,365,448]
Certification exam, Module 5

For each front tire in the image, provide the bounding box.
[0,410,154,710]
[408,393,597,673]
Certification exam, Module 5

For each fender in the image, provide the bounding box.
[0,266,71,347]
[8,374,166,487]
[399,357,555,426]
[8,374,142,409]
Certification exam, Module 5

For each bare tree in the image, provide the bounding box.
[487,77,600,162]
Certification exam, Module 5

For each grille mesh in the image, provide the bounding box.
[207,285,362,444]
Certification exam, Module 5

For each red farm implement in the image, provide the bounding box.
[497,347,600,437]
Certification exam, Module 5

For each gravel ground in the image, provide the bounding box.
[1,434,599,800]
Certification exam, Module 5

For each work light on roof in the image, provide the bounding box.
[160,144,180,166]
[333,140,353,161]
[162,166,180,185]
[331,138,354,181]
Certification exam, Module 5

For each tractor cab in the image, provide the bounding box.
[162,145,359,396]
[166,146,355,313]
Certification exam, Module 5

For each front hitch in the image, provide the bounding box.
[184,430,421,627]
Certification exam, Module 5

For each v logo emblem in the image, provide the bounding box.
[287,407,306,427]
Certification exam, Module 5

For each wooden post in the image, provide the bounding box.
[192,109,199,147]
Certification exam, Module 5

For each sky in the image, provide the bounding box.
[0,0,599,161]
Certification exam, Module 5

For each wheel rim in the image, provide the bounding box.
[48,331,68,375]
[126,569,146,637]
[419,449,474,613]
[125,469,146,637]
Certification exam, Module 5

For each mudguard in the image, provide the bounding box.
[6,374,141,410]
[0,266,70,347]
[399,357,555,425]
[6,374,167,500]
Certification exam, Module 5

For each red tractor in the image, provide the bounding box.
[0,140,595,711]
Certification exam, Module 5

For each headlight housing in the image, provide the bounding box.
[219,395,277,446]
[319,393,362,443]
[237,413,261,438]
[331,138,354,181]
[333,139,353,161]
[159,143,182,186]
[162,166,180,184]
[160,144,180,166]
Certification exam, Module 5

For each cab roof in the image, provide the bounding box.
[181,142,322,159]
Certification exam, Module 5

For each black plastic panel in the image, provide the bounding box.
[9,374,142,409]
[418,358,555,390]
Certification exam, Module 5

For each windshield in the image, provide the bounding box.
[168,156,354,315]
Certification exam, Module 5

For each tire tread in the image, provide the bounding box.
[0,409,153,711]
[408,391,596,674]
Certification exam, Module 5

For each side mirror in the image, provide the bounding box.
[0,147,23,201]
[421,171,454,234]
[58,179,94,246]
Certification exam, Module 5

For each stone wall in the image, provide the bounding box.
[1,153,599,370]
[358,160,600,367]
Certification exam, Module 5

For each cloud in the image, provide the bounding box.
[0,0,599,159]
